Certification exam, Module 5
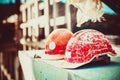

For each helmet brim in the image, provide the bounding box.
[60,53,112,69]
[60,60,87,69]
[40,50,64,60]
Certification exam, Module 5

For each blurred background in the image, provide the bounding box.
[0,0,120,80]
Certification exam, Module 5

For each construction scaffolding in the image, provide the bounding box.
[20,0,73,50]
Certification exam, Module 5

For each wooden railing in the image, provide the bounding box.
[20,0,72,50]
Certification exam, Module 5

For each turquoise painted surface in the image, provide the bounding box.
[32,57,120,80]
[102,3,116,14]
[0,0,24,4]
[0,0,15,4]
[33,59,68,80]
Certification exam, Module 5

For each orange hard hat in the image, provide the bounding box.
[41,28,73,60]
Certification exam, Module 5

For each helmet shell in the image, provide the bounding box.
[42,28,73,60]
[62,29,116,68]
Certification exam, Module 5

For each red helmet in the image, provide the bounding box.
[41,28,73,60]
[61,29,116,68]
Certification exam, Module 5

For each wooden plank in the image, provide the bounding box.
[33,59,68,80]
[18,47,120,80]
[50,16,66,26]
[32,57,120,80]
